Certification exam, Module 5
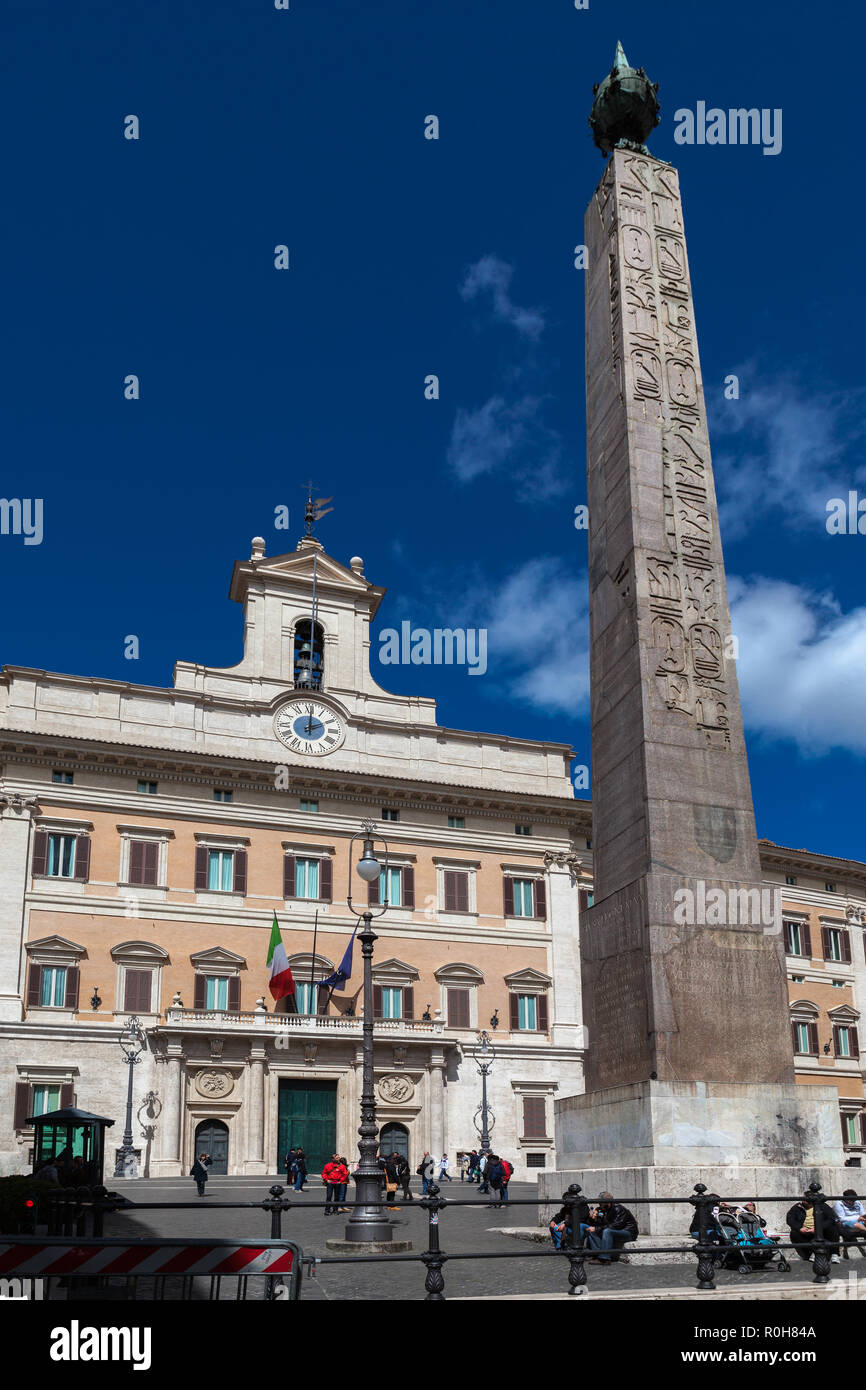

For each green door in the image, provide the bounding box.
[278,1079,338,1176]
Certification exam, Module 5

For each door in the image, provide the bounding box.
[194,1119,229,1175]
[379,1123,409,1163]
[278,1080,337,1175]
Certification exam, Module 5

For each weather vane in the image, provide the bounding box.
[302,480,334,538]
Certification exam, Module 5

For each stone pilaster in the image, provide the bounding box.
[244,1047,267,1174]
[544,854,585,1056]
[156,1048,183,1175]
[0,795,39,1021]
[428,1049,445,1158]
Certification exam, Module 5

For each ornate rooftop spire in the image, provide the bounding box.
[589,41,660,156]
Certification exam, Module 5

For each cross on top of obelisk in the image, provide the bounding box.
[589,41,660,156]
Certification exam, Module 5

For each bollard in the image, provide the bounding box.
[562,1184,587,1295]
[264,1184,289,1301]
[690,1184,717,1291]
[420,1182,446,1300]
[809,1182,832,1284]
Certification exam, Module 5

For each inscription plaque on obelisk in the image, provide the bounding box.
[545,49,846,1230]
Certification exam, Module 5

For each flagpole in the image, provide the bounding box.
[309,908,319,1016]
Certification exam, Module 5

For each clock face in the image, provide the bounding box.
[274,700,345,756]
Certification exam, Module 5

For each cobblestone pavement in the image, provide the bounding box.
[98,1177,856,1301]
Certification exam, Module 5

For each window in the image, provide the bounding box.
[31,1085,61,1117]
[373,984,415,1020]
[785,875,797,886]
[205,976,228,1010]
[843,1114,858,1145]
[832,980,845,989]
[293,981,318,1015]
[293,618,324,692]
[826,882,837,893]
[579,888,594,912]
[526,1153,547,1168]
[128,840,159,887]
[784,920,810,957]
[194,975,241,1012]
[443,870,469,913]
[513,880,534,917]
[47,834,77,878]
[446,988,470,1028]
[585,838,592,849]
[379,866,403,908]
[791,975,805,983]
[380,986,402,1019]
[123,969,153,1013]
[137,781,157,795]
[515,824,532,837]
[40,967,67,1007]
[503,877,546,919]
[510,993,550,1031]
[300,800,319,813]
[448,815,464,829]
[517,994,536,1030]
[822,926,851,964]
[213,789,233,803]
[834,1025,859,1059]
[296,857,320,899]
[208,849,235,892]
[51,771,73,785]
[283,854,332,902]
[792,1020,818,1055]
[382,808,399,822]
[522,1096,548,1138]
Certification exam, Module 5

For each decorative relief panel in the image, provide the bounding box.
[195,1069,234,1098]
[376,1074,415,1105]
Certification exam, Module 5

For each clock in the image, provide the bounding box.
[274,700,346,756]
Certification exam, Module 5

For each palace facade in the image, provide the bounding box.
[0,535,863,1179]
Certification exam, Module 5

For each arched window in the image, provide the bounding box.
[293,619,324,692]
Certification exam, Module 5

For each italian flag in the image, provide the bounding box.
[267,913,295,1001]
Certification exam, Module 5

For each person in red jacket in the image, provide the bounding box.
[322,1154,348,1215]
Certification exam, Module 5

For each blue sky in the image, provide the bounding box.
[1,0,863,860]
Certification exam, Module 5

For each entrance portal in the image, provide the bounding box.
[194,1118,229,1175]
[379,1122,409,1163]
[278,1079,337,1175]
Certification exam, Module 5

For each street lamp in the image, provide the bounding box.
[470,1030,496,1155]
[343,820,392,1244]
[114,1016,146,1178]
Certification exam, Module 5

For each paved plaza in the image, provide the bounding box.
[92,1176,856,1301]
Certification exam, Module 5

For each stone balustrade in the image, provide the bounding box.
[163,1005,444,1035]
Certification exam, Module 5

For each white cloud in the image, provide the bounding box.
[447,394,565,494]
[730,575,866,756]
[710,378,866,539]
[459,255,546,340]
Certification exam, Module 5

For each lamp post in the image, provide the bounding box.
[343,820,392,1243]
[114,1016,146,1178]
[471,1031,495,1155]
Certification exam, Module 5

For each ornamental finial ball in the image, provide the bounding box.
[588,41,660,156]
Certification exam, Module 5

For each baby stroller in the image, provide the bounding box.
[716,1205,790,1274]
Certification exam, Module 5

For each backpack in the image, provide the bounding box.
[501,1160,513,1181]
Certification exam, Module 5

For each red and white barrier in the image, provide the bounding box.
[0,1242,294,1277]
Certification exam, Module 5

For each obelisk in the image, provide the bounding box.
[549,46,845,1231]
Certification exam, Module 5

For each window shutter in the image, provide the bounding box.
[26,964,42,1008]
[536,993,549,1032]
[73,837,90,882]
[13,1083,31,1129]
[802,922,812,958]
[833,1025,842,1057]
[129,840,145,884]
[821,925,831,959]
[59,1083,74,1109]
[283,855,296,898]
[402,866,415,910]
[194,974,206,1010]
[503,877,514,916]
[808,1021,819,1055]
[64,966,80,1011]
[841,929,852,963]
[373,985,383,1019]
[195,847,209,891]
[368,873,380,907]
[447,988,470,1029]
[227,976,241,1013]
[790,1020,799,1053]
[320,857,332,902]
[444,871,457,912]
[144,840,160,886]
[579,888,591,914]
[455,872,469,913]
[851,1027,860,1059]
[233,850,247,896]
[509,993,520,1030]
[533,878,547,920]
[523,1096,546,1137]
[125,969,151,1012]
[31,830,49,877]
[316,984,329,1015]
[403,986,414,1020]
[861,1113,866,1146]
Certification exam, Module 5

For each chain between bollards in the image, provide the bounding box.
[420,1182,447,1300]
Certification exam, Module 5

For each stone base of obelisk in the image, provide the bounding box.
[540,1080,849,1238]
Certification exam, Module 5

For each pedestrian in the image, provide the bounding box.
[786,1192,841,1263]
[477,1152,491,1194]
[438,1152,453,1182]
[486,1154,504,1207]
[498,1155,513,1203]
[585,1192,638,1264]
[321,1153,343,1215]
[465,1150,478,1183]
[548,1190,590,1249]
[382,1152,401,1209]
[293,1148,308,1192]
[284,1146,297,1186]
[832,1189,866,1257]
[337,1156,351,1212]
[395,1151,413,1201]
[418,1151,436,1194]
[190,1152,212,1198]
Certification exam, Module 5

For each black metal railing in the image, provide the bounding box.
[29,1178,866,1301]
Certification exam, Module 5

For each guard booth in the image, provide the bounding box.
[30,1107,114,1186]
